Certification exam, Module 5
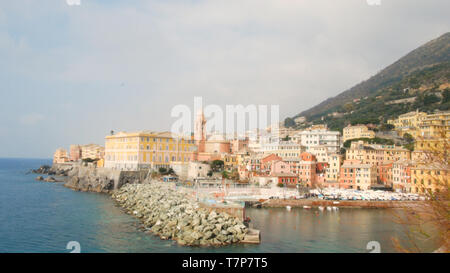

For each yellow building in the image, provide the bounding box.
[388,110,427,128]
[222,154,239,172]
[417,111,450,139]
[388,110,427,138]
[81,144,105,160]
[410,164,449,194]
[104,131,197,171]
[53,148,69,164]
[343,125,375,142]
[346,141,411,168]
[325,153,342,182]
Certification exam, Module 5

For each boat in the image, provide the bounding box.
[326,207,332,211]
[332,206,339,211]
[318,206,324,211]
[303,206,311,209]
[286,206,292,211]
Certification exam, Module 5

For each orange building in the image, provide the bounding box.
[339,160,377,190]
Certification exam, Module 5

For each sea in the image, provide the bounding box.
[0,158,438,253]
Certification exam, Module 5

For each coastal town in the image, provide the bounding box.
[51,109,449,200]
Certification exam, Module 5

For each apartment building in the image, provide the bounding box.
[392,160,416,193]
[53,148,69,164]
[343,125,375,142]
[346,141,411,169]
[339,160,377,190]
[410,163,449,194]
[299,126,341,154]
[104,131,196,171]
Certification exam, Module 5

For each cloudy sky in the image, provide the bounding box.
[0,0,449,158]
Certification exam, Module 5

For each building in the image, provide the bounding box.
[81,144,105,160]
[259,141,305,159]
[271,173,299,188]
[307,145,329,163]
[104,131,196,171]
[417,111,450,139]
[299,125,342,155]
[260,154,283,174]
[53,148,69,164]
[343,125,375,142]
[339,160,377,190]
[187,161,211,179]
[325,153,342,183]
[192,112,232,162]
[379,161,393,187]
[270,160,291,175]
[222,153,238,172]
[346,141,411,178]
[69,145,82,162]
[387,110,427,138]
[231,138,249,154]
[410,164,449,194]
[392,160,415,193]
[297,152,317,188]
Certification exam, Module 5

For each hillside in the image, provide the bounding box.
[292,32,450,128]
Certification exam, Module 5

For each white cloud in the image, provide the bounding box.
[0,0,449,157]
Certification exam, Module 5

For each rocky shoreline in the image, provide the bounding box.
[31,164,252,247]
[112,182,249,246]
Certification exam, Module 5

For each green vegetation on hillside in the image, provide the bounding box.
[343,137,395,148]
[291,32,450,131]
[290,62,450,131]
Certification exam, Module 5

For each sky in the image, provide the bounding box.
[0,0,449,158]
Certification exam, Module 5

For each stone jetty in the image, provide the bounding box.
[112,182,249,246]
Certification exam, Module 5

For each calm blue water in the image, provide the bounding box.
[0,158,437,253]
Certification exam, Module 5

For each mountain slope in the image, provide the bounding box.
[296,32,450,121]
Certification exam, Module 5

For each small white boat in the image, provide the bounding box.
[332,206,339,211]
[286,206,292,211]
[333,201,340,205]
[318,206,325,211]
[326,207,332,211]
[303,205,311,209]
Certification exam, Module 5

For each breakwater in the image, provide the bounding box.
[112,182,249,246]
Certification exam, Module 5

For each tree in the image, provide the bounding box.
[380,123,395,131]
[403,133,414,144]
[442,90,450,104]
[284,117,296,128]
[343,102,354,113]
[210,160,225,172]
[82,158,96,163]
[392,128,449,252]
[158,167,168,175]
[423,93,440,105]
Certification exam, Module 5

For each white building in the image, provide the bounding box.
[299,127,342,154]
[259,141,305,159]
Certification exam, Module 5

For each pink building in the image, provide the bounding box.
[298,152,317,188]
[70,145,82,162]
[270,160,291,175]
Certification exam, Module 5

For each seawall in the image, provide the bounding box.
[262,199,422,209]
[56,163,149,193]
